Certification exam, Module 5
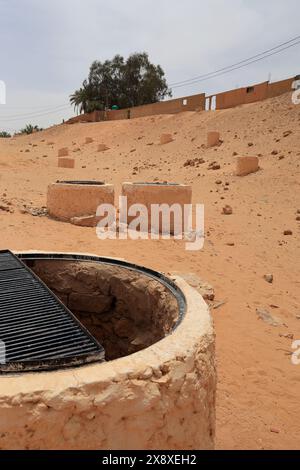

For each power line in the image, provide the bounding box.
[2,103,70,110]
[170,34,300,89]
[0,104,71,122]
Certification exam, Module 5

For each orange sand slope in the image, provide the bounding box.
[0,91,299,450]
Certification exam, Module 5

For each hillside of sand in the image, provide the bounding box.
[0,91,299,449]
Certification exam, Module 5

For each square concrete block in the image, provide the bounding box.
[236,156,259,176]
[160,134,173,145]
[97,144,109,152]
[58,147,69,157]
[121,182,192,235]
[207,131,220,148]
[58,157,75,169]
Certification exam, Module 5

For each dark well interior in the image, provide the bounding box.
[56,180,105,185]
[23,258,181,361]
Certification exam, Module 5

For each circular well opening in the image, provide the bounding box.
[56,180,105,186]
[19,254,185,363]
[133,182,180,186]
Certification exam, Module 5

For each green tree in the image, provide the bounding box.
[0,131,11,138]
[70,52,171,113]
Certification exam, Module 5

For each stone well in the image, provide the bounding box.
[121,182,192,235]
[47,181,114,224]
[0,252,216,450]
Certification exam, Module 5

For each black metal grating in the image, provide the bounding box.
[0,250,105,373]
[56,180,105,185]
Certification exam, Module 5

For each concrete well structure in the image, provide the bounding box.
[0,252,216,450]
[121,182,192,235]
[47,181,114,224]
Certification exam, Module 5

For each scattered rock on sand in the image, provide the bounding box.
[208,162,220,170]
[283,130,292,137]
[70,215,98,227]
[0,205,11,212]
[222,205,233,215]
[270,428,280,434]
[256,308,282,326]
[183,157,205,167]
[279,333,293,340]
[173,272,215,302]
[264,274,274,284]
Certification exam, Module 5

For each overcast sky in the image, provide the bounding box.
[0,0,299,132]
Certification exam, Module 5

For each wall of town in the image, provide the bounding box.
[66,75,296,124]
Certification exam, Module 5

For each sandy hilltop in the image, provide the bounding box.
[0,90,299,449]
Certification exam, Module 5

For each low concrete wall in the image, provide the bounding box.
[267,77,294,99]
[215,77,295,109]
[67,110,105,124]
[66,75,296,123]
[47,182,114,222]
[67,94,205,124]
[0,252,216,450]
[107,93,206,121]
[216,81,269,109]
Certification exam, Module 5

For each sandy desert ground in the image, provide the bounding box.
[0,91,299,450]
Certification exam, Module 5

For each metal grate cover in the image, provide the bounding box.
[0,250,105,373]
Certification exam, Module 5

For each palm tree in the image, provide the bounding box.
[70,80,96,114]
[19,124,42,135]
